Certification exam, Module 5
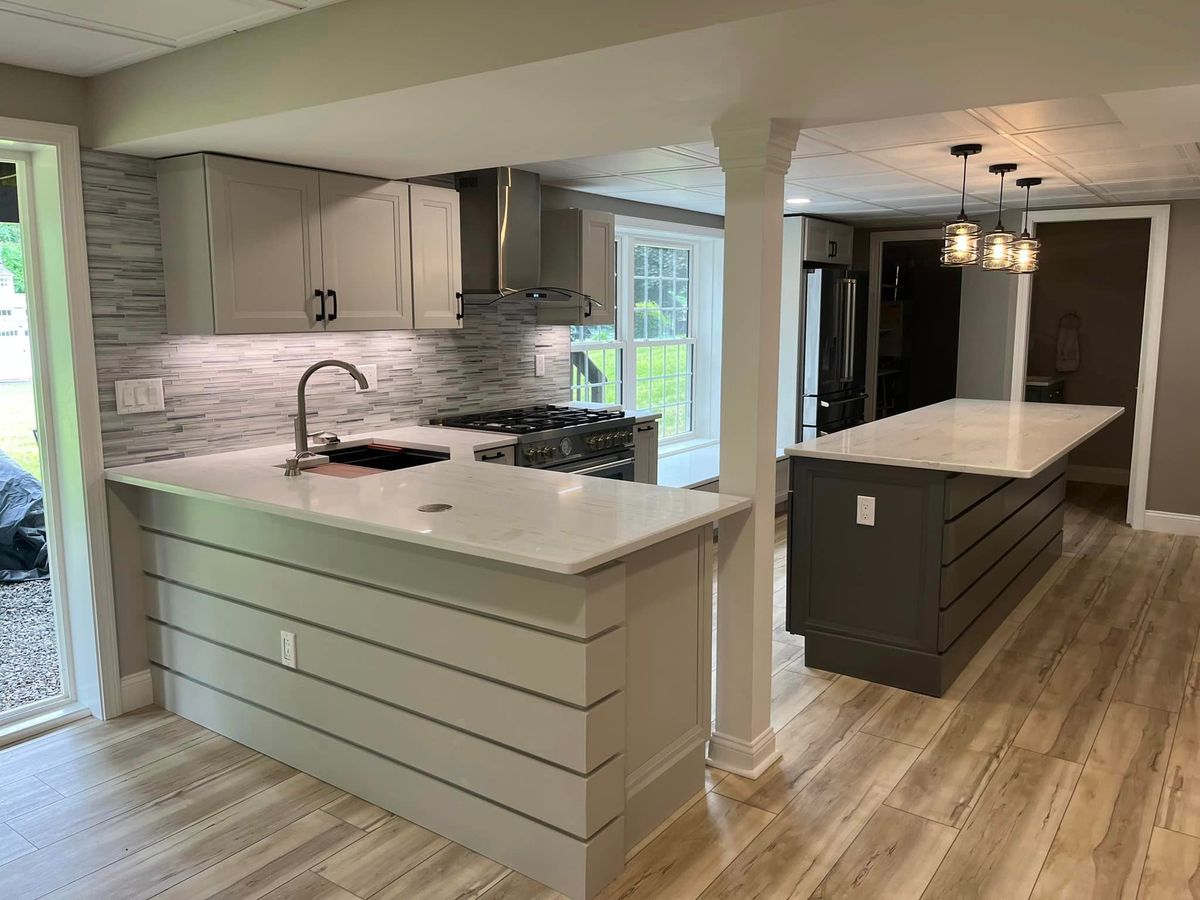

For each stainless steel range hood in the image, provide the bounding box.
[454,167,542,297]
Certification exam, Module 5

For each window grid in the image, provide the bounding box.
[570,346,622,406]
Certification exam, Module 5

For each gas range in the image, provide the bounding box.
[433,405,637,474]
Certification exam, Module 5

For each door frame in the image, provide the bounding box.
[1009,204,1171,530]
[0,116,121,736]
[865,228,942,421]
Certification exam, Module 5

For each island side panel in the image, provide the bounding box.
[787,457,1066,696]
[121,487,629,900]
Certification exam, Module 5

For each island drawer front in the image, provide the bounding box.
[142,531,624,707]
[149,621,624,839]
[138,490,624,640]
[939,502,1065,650]
[944,472,1010,521]
[942,459,1067,563]
[940,474,1066,605]
[146,577,624,773]
[153,667,626,900]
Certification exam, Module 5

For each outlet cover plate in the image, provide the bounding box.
[355,364,378,393]
[115,378,165,415]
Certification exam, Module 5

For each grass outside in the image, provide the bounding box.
[0,381,41,479]
[571,344,693,437]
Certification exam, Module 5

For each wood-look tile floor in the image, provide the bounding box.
[4,483,1199,899]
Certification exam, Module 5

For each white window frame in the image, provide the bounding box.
[570,216,723,452]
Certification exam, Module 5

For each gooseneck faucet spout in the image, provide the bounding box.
[287,359,370,474]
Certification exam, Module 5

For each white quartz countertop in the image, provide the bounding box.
[784,399,1124,478]
[105,429,749,575]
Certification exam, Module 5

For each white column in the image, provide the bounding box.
[708,119,799,778]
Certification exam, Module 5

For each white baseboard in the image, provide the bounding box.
[706,726,781,779]
[120,669,154,713]
[1143,510,1200,537]
[1067,464,1129,486]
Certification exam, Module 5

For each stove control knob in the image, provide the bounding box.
[524,447,537,461]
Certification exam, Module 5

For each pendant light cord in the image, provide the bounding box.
[958,153,968,220]
[1021,183,1032,236]
[996,171,1006,231]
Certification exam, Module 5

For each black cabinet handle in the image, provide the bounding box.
[829,240,838,258]
[479,450,506,461]
[327,288,338,321]
[314,289,326,322]
[636,424,655,432]
[455,292,464,321]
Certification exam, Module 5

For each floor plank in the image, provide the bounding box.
[371,843,508,900]
[0,755,295,899]
[1014,622,1134,763]
[1137,827,1200,900]
[770,668,832,731]
[1029,701,1175,900]
[151,809,359,900]
[1159,536,1200,603]
[886,650,1053,827]
[0,824,33,868]
[0,776,62,823]
[312,812,449,897]
[595,792,774,900]
[922,747,1080,900]
[480,871,566,900]
[1087,531,1175,630]
[700,733,919,900]
[714,677,891,813]
[807,805,957,900]
[260,871,359,900]
[1159,658,1200,838]
[8,734,257,848]
[320,794,392,832]
[1114,599,1200,712]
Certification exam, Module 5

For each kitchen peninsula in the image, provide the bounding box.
[785,399,1123,696]
[105,434,749,900]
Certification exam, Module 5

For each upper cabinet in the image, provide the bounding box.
[537,208,617,326]
[157,154,463,334]
[409,185,464,330]
[800,217,854,267]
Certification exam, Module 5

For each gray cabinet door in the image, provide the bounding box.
[538,208,616,326]
[578,210,617,327]
[206,156,324,333]
[319,173,414,332]
[634,420,659,484]
[410,185,464,330]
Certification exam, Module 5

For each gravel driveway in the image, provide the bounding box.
[0,578,62,713]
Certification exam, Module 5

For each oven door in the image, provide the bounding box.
[556,450,636,480]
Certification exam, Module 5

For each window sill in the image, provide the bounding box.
[657,441,790,491]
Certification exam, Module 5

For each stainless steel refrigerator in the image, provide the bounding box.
[798,267,869,440]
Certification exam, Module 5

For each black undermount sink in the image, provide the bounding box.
[317,443,450,472]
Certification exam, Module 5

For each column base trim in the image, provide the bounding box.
[706,726,780,779]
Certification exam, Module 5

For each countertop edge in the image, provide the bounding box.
[105,470,751,576]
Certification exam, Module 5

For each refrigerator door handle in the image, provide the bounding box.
[840,279,856,381]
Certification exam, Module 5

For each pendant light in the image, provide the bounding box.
[1010,177,1042,274]
[941,143,982,267]
[980,163,1018,271]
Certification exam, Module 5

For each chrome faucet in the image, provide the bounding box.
[284,359,369,476]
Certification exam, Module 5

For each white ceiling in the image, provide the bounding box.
[0,0,344,76]
[522,96,1200,226]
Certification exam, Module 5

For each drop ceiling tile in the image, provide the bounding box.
[0,9,157,75]
[1101,186,1200,201]
[984,96,1117,133]
[1021,123,1140,155]
[638,167,725,189]
[796,171,937,193]
[1077,161,1198,183]
[1094,176,1200,194]
[864,140,1034,172]
[520,159,613,180]
[23,0,299,42]
[669,142,720,163]
[560,148,704,175]
[806,110,985,151]
[790,133,845,158]
[800,199,895,214]
[600,188,725,214]
[787,154,888,179]
[782,188,856,206]
[1049,145,1190,170]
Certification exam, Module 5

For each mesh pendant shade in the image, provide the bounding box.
[980,228,1017,270]
[942,219,981,266]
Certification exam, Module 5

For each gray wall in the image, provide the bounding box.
[1029,219,1149,474]
[1147,199,1200,516]
[0,62,89,144]
[82,151,571,468]
[956,264,1017,401]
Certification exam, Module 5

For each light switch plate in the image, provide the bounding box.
[114,378,165,415]
[355,364,378,393]
[534,354,547,377]
[280,631,296,668]
[856,495,876,527]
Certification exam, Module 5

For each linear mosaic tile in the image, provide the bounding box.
[81,151,571,468]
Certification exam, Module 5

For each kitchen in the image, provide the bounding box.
[1,4,1199,898]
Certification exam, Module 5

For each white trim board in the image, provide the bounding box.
[1010,205,1171,532]
[120,669,154,713]
[1143,511,1200,538]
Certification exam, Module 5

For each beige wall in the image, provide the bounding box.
[542,187,723,230]
[0,62,88,144]
[956,264,1017,401]
[1029,220,1150,473]
[1146,200,1200,516]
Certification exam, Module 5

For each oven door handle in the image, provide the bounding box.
[568,453,634,477]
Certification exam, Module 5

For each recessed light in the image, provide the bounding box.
[786,197,811,205]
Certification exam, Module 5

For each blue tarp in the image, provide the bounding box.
[0,449,47,582]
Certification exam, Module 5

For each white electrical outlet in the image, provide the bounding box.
[355,364,378,393]
[856,495,876,527]
[534,354,546,377]
[280,630,296,668]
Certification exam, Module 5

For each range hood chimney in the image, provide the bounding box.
[455,167,542,297]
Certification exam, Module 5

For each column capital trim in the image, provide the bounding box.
[711,118,802,174]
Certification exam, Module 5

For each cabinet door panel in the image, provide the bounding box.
[579,210,616,327]
[320,173,413,331]
[410,185,463,330]
[206,156,323,333]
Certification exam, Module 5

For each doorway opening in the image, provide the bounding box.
[0,159,69,725]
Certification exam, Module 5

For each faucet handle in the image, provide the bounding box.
[309,431,340,446]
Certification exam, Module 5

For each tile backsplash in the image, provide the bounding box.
[81,151,571,467]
